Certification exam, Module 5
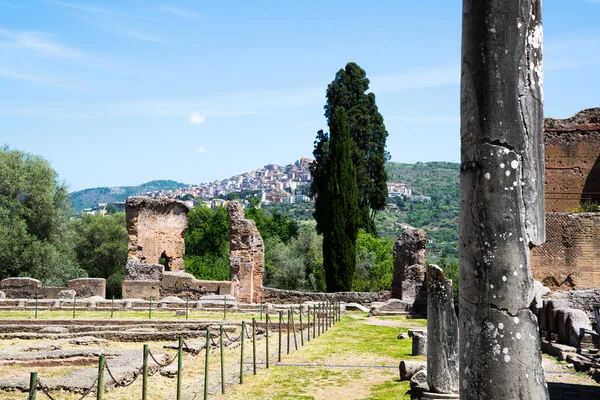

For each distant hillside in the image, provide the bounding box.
[70,180,187,211]
[386,161,460,199]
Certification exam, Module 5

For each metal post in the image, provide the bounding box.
[204,329,210,400]
[110,295,114,318]
[307,304,311,341]
[97,354,105,400]
[148,297,152,320]
[72,295,76,319]
[286,309,290,354]
[325,302,328,331]
[177,335,183,400]
[299,305,304,346]
[312,305,316,339]
[186,296,189,320]
[317,303,321,336]
[142,345,148,400]
[260,296,263,321]
[223,296,227,320]
[265,313,270,368]
[28,372,37,400]
[34,295,38,319]
[278,311,282,362]
[291,308,298,350]
[252,318,257,375]
[220,325,225,394]
[240,321,245,384]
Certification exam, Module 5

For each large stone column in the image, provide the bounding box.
[460,1,548,399]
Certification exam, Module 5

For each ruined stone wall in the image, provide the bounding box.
[0,277,106,299]
[531,213,600,290]
[262,287,389,305]
[126,197,190,272]
[544,108,600,212]
[228,201,264,303]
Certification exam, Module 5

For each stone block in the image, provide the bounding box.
[122,280,161,300]
[125,258,164,281]
[68,278,106,298]
[57,290,76,300]
[0,291,5,300]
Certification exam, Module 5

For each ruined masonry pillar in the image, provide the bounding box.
[425,265,459,397]
[460,0,548,399]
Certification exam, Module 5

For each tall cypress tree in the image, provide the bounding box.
[311,62,389,236]
[322,107,359,292]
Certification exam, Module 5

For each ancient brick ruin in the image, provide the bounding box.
[544,108,600,212]
[531,109,600,290]
[228,201,264,304]
[122,197,233,300]
[126,196,190,271]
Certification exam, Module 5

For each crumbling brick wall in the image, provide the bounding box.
[126,197,190,272]
[544,108,600,212]
[228,201,264,303]
[531,212,600,290]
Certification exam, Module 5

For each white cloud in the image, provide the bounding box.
[160,5,200,20]
[0,67,80,89]
[188,112,206,125]
[198,146,206,153]
[0,28,80,58]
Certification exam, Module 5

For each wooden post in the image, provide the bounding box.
[460,1,548,398]
[28,372,37,400]
[252,318,257,375]
[240,321,245,384]
[204,329,210,400]
[97,355,105,400]
[142,345,148,400]
[220,325,225,394]
[177,335,183,400]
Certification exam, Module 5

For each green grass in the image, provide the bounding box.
[214,314,420,399]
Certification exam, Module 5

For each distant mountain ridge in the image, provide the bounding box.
[70,180,187,211]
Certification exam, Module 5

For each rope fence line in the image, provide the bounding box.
[24,301,343,400]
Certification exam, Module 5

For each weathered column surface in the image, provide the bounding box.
[460,0,548,399]
[426,264,459,395]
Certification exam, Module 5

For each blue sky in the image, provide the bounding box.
[1,0,599,191]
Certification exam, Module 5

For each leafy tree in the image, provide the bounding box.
[245,204,299,244]
[264,226,325,292]
[184,205,231,280]
[311,62,389,235]
[0,147,85,285]
[352,230,393,291]
[322,108,360,292]
[72,213,128,298]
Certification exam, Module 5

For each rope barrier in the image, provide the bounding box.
[148,349,178,368]
[105,362,142,388]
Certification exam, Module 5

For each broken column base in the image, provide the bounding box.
[422,393,459,400]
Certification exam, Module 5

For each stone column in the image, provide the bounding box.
[460,1,548,399]
[425,264,459,398]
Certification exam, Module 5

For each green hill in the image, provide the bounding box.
[70,180,187,211]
